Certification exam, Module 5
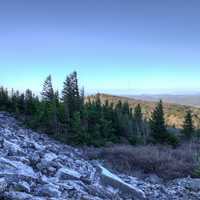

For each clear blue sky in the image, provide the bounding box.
[0,0,200,95]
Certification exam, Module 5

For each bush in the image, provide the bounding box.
[165,133,180,147]
[100,143,200,180]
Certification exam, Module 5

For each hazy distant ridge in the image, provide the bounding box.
[127,94,200,108]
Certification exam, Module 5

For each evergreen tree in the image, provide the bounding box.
[41,75,54,102]
[134,104,142,122]
[122,101,130,115]
[18,94,25,114]
[52,90,60,136]
[10,89,19,114]
[150,100,167,143]
[182,110,194,139]
[134,104,143,136]
[25,89,36,116]
[70,111,86,145]
[40,75,58,135]
[0,87,9,111]
[62,71,81,118]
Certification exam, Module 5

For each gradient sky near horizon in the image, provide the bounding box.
[0,0,200,95]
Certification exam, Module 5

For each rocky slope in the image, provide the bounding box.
[0,112,200,200]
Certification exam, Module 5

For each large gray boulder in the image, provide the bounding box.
[0,177,7,193]
[3,139,24,156]
[12,181,31,193]
[34,183,61,198]
[0,157,37,181]
[56,167,82,180]
[3,191,33,200]
[98,165,146,200]
[176,178,200,192]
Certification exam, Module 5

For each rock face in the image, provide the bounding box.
[0,112,200,200]
[99,165,146,199]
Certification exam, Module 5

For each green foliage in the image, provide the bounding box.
[182,110,194,139]
[150,100,168,143]
[134,104,144,136]
[41,75,54,102]
[165,133,179,147]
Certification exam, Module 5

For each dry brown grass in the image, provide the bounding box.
[89,142,200,180]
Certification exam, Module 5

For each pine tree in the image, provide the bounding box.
[134,104,142,122]
[62,71,85,143]
[80,87,85,111]
[70,111,86,145]
[62,71,81,118]
[18,94,25,114]
[52,90,60,136]
[40,75,58,135]
[0,87,9,111]
[10,89,19,114]
[25,89,36,116]
[134,104,143,136]
[182,110,194,139]
[122,101,130,115]
[41,75,54,102]
[150,100,167,143]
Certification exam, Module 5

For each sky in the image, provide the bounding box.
[0,0,200,95]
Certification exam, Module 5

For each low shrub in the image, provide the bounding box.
[100,142,200,180]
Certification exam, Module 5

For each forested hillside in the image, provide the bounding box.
[87,94,200,129]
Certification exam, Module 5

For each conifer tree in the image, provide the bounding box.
[0,87,9,111]
[18,94,25,114]
[70,111,86,145]
[150,100,167,143]
[182,110,194,139]
[62,71,81,118]
[122,101,130,115]
[25,89,36,116]
[40,75,58,135]
[134,104,143,136]
[41,75,54,102]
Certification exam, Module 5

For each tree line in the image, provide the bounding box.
[0,71,195,147]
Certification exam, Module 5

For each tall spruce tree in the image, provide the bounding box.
[0,87,9,111]
[25,89,36,116]
[150,100,167,143]
[41,75,54,102]
[62,71,84,143]
[182,110,194,139]
[62,71,81,118]
[40,75,58,135]
[134,104,143,136]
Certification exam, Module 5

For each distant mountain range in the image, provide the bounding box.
[126,94,200,108]
[87,93,200,129]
